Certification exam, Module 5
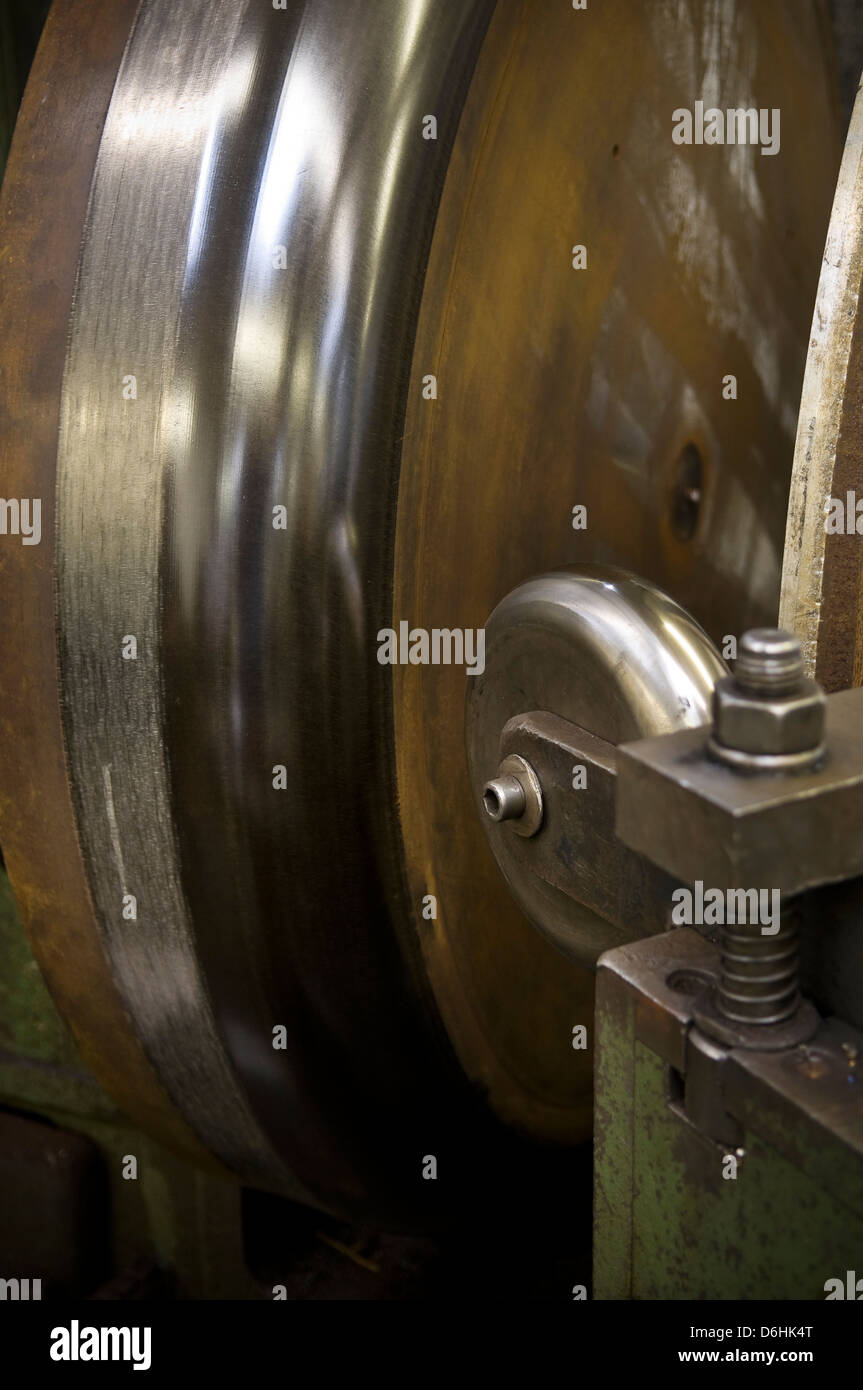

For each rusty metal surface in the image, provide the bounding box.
[597,929,718,1075]
[0,867,118,1124]
[595,929,863,1299]
[395,0,841,1144]
[617,687,863,895]
[0,0,846,1216]
[0,0,215,1168]
[726,1017,863,1184]
[492,710,680,961]
[606,930,863,1169]
[465,566,725,963]
[0,2,54,176]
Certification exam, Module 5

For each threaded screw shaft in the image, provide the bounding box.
[718,902,801,1025]
[734,629,805,696]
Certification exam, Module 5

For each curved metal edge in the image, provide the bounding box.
[780,78,863,691]
[466,566,729,961]
[0,0,217,1168]
[56,0,316,1204]
[475,565,728,741]
[55,0,500,1218]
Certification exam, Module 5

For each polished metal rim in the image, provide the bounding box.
[55,0,496,1217]
[0,0,845,1222]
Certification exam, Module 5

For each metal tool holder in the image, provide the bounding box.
[470,570,863,1298]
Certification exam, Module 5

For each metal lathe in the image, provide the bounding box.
[1,0,863,1304]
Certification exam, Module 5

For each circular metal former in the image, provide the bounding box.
[466,566,728,958]
[394,0,840,1145]
[55,0,500,1222]
[0,0,844,1222]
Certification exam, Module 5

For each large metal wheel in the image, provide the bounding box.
[0,0,843,1223]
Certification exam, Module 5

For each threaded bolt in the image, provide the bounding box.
[734,629,805,696]
[713,626,811,1027]
[718,904,802,1026]
[710,625,825,773]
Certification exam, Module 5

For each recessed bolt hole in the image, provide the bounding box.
[482,774,526,823]
[669,442,704,542]
[666,967,712,996]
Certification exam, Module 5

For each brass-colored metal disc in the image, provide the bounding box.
[395,0,841,1143]
[0,0,844,1220]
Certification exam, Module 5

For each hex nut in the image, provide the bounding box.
[712,677,826,757]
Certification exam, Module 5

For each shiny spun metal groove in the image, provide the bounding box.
[56,0,495,1210]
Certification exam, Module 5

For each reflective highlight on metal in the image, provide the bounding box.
[710,627,826,773]
[393,0,839,1146]
[1,0,843,1218]
[56,0,495,1215]
[483,755,543,837]
[483,775,527,824]
[0,0,210,1167]
[735,630,805,695]
[717,911,802,1026]
[466,567,728,958]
